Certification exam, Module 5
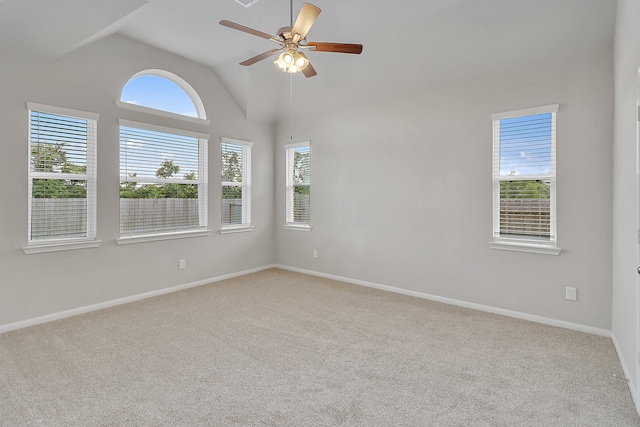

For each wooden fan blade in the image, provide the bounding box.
[291,3,321,41]
[307,42,363,54]
[220,20,274,40]
[240,49,281,66]
[298,52,317,78]
[302,61,317,78]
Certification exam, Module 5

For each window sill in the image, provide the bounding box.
[490,240,561,255]
[117,229,211,245]
[23,239,102,254]
[219,226,254,234]
[283,224,312,232]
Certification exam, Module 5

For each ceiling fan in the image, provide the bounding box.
[219,1,363,77]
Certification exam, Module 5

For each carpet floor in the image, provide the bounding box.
[0,268,638,426]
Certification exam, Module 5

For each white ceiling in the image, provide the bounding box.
[0,0,616,124]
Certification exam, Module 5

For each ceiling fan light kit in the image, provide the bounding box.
[274,50,309,73]
[220,2,363,78]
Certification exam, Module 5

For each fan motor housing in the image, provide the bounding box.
[277,26,296,41]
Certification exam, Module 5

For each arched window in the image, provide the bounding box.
[119,69,206,120]
[117,70,210,243]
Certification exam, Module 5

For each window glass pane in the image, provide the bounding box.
[120,191,200,234]
[293,146,310,185]
[30,111,87,173]
[121,75,197,118]
[119,126,203,235]
[286,143,310,225]
[499,180,550,239]
[32,178,87,199]
[222,186,243,225]
[499,179,550,199]
[120,127,199,180]
[221,143,243,182]
[31,179,88,240]
[293,185,310,223]
[119,181,198,199]
[221,141,251,228]
[499,113,552,177]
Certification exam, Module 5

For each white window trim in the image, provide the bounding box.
[25,103,101,254]
[23,239,102,255]
[116,101,210,126]
[117,119,210,241]
[490,104,560,255]
[283,141,311,230]
[220,137,253,233]
[491,104,558,121]
[283,224,313,232]
[118,119,209,141]
[489,241,561,256]
[219,226,255,234]
[27,103,100,122]
[116,229,211,245]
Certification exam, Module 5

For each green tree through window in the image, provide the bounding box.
[221,139,252,228]
[31,142,87,198]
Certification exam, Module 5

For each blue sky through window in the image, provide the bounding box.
[30,111,88,171]
[120,126,200,181]
[121,75,197,118]
[499,113,552,177]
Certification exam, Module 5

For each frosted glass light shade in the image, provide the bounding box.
[274,50,309,74]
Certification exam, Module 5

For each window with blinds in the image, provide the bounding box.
[221,138,252,230]
[285,142,310,227]
[27,103,98,243]
[492,105,558,249]
[119,121,208,236]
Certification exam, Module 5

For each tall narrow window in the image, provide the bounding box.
[26,103,99,251]
[221,138,252,232]
[284,141,311,229]
[491,104,559,254]
[119,122,208,237]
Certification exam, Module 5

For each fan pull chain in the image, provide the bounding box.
[289,74,294,140]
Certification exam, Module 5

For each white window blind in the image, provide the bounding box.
[27,103,98,243]
[285,142,310,226]
[221,138,252,228]
[492,105,558,248]
[119,121,208,236]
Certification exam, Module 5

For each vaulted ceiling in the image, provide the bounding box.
[0,0,617,124]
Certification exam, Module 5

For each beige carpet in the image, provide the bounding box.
[0,268,638,426]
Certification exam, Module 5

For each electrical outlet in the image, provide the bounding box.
[313,250,318,259]
[565,287,577,301]
[179,259,186,270]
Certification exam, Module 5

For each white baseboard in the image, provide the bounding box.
[2,262,611,338]
[0,264,277,335]
[611,333,640,416]
[274,264,612,338]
